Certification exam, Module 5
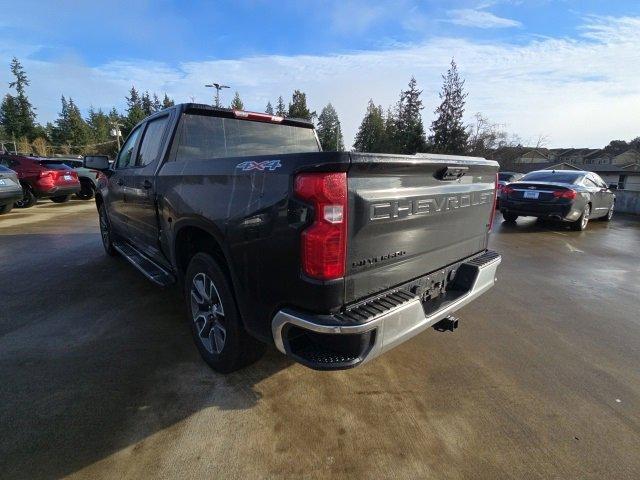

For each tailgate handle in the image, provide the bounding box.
[436,166,468,181]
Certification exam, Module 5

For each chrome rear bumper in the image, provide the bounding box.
[272,250,501,370]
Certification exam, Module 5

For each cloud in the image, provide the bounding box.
[1,16,638,149]
[447,9,522,28]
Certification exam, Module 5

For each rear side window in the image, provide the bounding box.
[175,114,319,162]
[137,116,169,166]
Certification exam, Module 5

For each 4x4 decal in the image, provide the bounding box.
[236,160,282,172]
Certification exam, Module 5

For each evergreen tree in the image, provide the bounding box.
[87,107,112,155]
[141,91,154,116]
[52,96,90,154]
[162,93,175,109]
[0,95,20,140]
[230,91,244,110]
[151,93,162,112]
[383,107,398,153]
[288,90,314,120]
[124,86,146,134]
[275,96,287,117]
[265,101,274,115]
[430,59,469,154]
[394,77,427,154]
[353,100,386,152]
[316,103,344,151]
[0,58,37,140]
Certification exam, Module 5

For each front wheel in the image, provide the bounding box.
[50,195,71,203]
[98,204,117,256]
[76,181,95,200]
[185,252,265,373]
[15,187,36,208]
[571,204,591,231]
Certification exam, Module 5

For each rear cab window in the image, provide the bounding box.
[174,113,320,162]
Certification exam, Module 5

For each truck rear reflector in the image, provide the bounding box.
[233,110,284,123]
[294,172,347,280]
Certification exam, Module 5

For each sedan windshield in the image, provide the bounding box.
[521,171,583,183]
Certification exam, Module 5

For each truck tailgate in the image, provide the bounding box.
[345,152,498,303]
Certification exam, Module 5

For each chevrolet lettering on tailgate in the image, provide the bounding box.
[369,190,494,221]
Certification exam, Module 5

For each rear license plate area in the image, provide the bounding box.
[523,190,539,199]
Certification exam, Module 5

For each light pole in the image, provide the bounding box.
[109,121,123,150]
[205,82,230,107]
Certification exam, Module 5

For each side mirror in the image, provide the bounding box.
[84,155,110,170]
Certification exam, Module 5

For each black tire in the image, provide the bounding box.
[0,203,13,215]
[76,180,95,200]
[602,204,614,222]
[503,212,518,223]
[50,195,71,203]
[98,203,117,256]
[570,204,591,231]
[15,186,36,208]
[185,252,265,373]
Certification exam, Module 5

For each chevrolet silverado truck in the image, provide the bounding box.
[87,103,501,373]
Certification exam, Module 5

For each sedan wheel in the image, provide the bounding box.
[571,204,590,231]
[604,204,614,222]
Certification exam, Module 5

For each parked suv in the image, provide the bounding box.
[0,155,81,207]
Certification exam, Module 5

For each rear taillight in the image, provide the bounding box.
[294,172,347,280]
[502,185,514,196]
[39,170,53,178]
[553,189,577,199]
[489,173,498,232]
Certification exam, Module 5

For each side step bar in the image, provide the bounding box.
[113,242,176,287]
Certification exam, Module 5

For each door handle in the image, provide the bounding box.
[116,178,124,186]
[142,180,153,189]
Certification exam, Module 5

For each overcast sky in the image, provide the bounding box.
[0,0,639,149]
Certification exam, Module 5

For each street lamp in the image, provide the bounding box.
[205,82,230,107]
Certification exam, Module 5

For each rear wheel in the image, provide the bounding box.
[571,204,590,231]
[0,203,13,214]
[50,195,71,203]
[185,252,265,373]
[98,204,117,256]
[76,180,95,200]
[503,212,518,223]
[15,186,36,208]
[602,204,614,222]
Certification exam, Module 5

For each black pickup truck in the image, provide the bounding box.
[87,104,501,372]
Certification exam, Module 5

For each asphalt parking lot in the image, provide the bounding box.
[1,201,639,479]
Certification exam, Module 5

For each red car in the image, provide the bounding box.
[0,155,81,208]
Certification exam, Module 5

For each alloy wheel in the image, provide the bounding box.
[190,272,226,354]
[581,205,590,229]
[99,209,110,249]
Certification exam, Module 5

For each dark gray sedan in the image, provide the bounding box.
[499,170,615,231]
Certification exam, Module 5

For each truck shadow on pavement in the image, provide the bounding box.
[0,232,292,480]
